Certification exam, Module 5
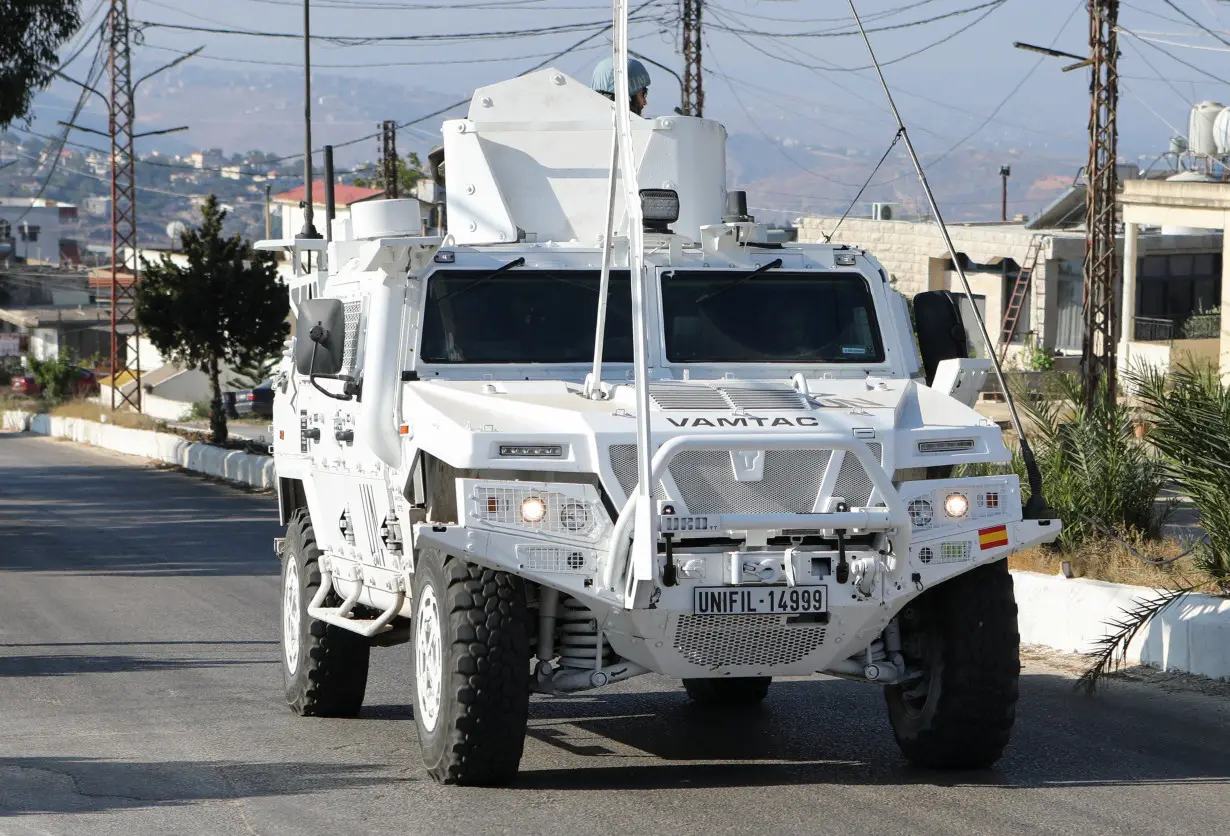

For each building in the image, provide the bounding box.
[189,149,224,170]
[0,199,83,266]
[797,185,1226,376]
[271,181,388,241]
[0,305,114,362]
[221,165,244,180]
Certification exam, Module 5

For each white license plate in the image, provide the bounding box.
[693,585,828,615]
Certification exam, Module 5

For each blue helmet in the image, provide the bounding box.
[591,56,651,95]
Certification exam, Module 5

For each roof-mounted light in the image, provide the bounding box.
[640,189,679,232]
[433,250,455,263]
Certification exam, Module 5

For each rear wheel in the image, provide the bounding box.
[281,509,370,717]
[884,559,1019,769]
[683,677,772,706]
[411,549,530,786]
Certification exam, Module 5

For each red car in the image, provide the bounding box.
[10,367,101,399]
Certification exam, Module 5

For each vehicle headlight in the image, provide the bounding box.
[944,492,969,518]
[559,501,591,532]
[520,496,547,523]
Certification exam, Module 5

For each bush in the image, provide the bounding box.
[29,350,79,402]
[1129,361,1230,592]
[1017,374,1168,550]
[189,399,211,420]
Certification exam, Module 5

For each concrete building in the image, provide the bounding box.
[0,199,83,266]
[1120,178,1230,378]
[797,191,1225,375]
[0,305,114,362]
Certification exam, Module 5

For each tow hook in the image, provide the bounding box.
[834,502,850,584]
[662,533,678,587]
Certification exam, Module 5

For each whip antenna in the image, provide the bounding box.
[847,0,1046,515]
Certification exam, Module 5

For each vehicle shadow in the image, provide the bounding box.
[0,756,400,816]
[511,673,1230,791]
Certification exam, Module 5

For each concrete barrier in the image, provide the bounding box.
[1014,570,1230,681]
[2,409,274,490]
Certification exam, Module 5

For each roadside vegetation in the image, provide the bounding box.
[988,364,1230,689]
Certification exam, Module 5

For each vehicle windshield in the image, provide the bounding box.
[420,269,633,363]
[660,270,885,363]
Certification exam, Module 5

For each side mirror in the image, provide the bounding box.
[913,290,969,386]
[294,298,346,376]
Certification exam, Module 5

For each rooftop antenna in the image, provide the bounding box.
[847,0,1046,517]
[299,0,320,239]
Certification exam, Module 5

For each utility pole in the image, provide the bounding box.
[999,165,1011,222]
[380,120,399,198]
[1083,0,1119,409]
[264,183,272,240]
[681,0,703,117]
[108,0,140,412]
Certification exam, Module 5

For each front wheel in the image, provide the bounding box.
[884,559,1020,769]
[281,509,371,717]
[411,549,530,786]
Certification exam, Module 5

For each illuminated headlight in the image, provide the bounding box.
[520,496,547,523]
[499,444,563,458]
[944,492,969,518]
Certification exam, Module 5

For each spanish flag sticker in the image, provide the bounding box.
[979,524,1009,550]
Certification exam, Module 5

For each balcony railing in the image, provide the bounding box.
[1134,316,1175,342]
[1133,313,1221,342]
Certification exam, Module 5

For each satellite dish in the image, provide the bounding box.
[166,220,188,242]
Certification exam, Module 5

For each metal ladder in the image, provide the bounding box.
[998,234,1045,360]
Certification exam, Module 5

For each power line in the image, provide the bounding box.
[705,0,1006,39]
[1118,24,1230,85]
[1160,0,1230,47]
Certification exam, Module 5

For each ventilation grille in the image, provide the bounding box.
[342,299,363,370]
[716,384,808,410]
[516,545,593,573]
[669,449,832,515]
[608,444,666,500]
[674,615,827,667]
[649,382,729,410]
[833,443,882,508]
[648,381,807,411]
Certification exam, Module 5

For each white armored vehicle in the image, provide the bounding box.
[265,54,1060,786]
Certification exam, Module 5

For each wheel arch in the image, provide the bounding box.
[278,476,309,526]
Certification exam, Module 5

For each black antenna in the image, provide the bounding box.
[847,0,1047,517]
[300,0,320,239]
[324,145,335,242]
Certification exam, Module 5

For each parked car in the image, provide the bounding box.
[232,381,274,419]
[10,367,100,399]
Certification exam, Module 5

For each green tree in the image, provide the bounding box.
[354,152,423,195]
[1,0,82,129]
[136,194,288,445]
[29,348,77,401]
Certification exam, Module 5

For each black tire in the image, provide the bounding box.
[280,509,370,717]
[683,677,772,706]
[411,549,530,786]
[885,559,1019,769]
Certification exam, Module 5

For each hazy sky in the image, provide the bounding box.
[32,0,1230,161]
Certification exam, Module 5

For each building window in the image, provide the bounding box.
[1136,252,1222,319]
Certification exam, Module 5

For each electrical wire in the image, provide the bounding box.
[1118,25,1230,86]
[1120,37,1194,106]
[705,0,1006,39]
[1160,0,1230,48]
[707,0,947,26]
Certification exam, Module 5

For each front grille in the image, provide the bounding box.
[607,444,884,511]
[673,615,827,666]
[833,443,882,508]
[669,449,832,514]
[649,382,729,410]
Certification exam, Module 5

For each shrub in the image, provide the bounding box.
[29,350,79,402]
[1129,361,1230,592]
[1016,373,1168,550]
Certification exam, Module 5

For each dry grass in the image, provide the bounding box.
[1009,536,1209,590]
[48,400,166,432]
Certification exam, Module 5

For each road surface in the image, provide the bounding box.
[1,432,1228,836]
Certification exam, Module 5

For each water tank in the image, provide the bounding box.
[1160,171,1219,235]
[1213,106,1230,154]
[1188,101,1223,156]
[1169,135,1189,155]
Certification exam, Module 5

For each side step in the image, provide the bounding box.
[307,567,404,638]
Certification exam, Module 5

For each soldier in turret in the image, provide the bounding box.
[591,56,651,116]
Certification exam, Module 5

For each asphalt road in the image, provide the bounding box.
[1,432,1228,836]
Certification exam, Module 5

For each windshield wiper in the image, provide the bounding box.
[694,258,783,304]
[434,257,525,303]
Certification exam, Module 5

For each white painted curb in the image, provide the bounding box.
[3,409,274,490]
[1013,570,1230,681]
